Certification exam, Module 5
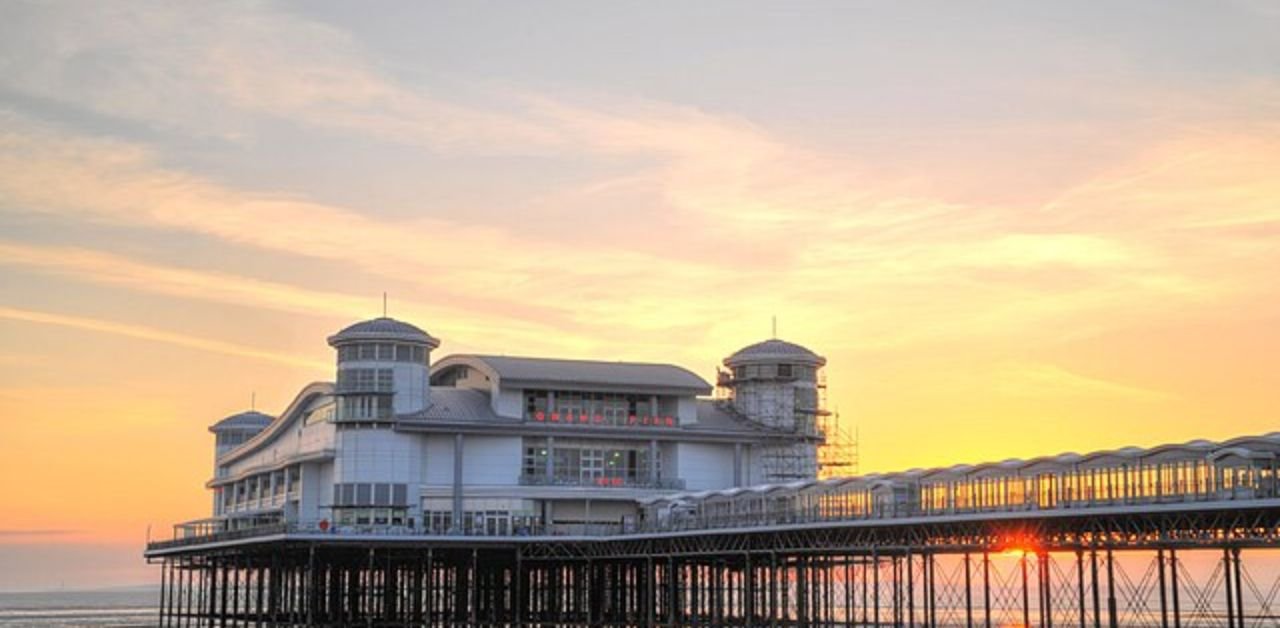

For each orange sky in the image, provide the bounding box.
[1,1,1279,590]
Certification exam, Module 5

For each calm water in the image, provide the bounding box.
[0,588,157,627]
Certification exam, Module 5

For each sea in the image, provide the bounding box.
[0,587,157,627]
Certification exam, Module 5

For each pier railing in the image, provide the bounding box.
[147,519,634,552]
[517,473,685,490]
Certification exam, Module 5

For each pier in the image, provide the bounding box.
[149,431,1280,626]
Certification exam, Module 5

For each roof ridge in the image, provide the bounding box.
[465,353,689,368]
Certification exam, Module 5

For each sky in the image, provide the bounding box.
[1,0,1279,590]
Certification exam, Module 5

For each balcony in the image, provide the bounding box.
[518,474,685,490]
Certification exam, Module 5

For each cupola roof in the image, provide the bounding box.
[326,317,440,348]
[724,338,825,367]
[209,410,274,433]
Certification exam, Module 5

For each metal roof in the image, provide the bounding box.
[688,401,768,433]
[437,355,712,394]
[209,410,274,432]
[327,317,440,347]
[643,430,1280,507]
[399,389,508,422]
[724,338,825,367]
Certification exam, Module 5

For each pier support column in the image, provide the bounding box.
[1224,547,1236,628]
[1232,548,1244,628]
[1076,550,1086,628]
[1158,549,1169,628]
[1090,549,1100,628]
[1106,549,1117,628]
[964,552,973,628]
[1021,552,1030,628]
[982,551,991,628]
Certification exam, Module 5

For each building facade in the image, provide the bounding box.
[196,317,826,537]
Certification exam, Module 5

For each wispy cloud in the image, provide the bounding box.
[990,362,1171,402]
[0,529,81,537]
[0,2,559,150]
[1,101,1262,359]
[0,305,329,370]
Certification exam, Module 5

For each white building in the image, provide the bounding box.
[201,317,825,536]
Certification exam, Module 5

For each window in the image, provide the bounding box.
[424,511,452,534]
[581,449,605,482]
[528,439,658,487]
[524,390,673,427]
[523,444,548,477]
[339,395,392,420]
[778,364,793,378]
[338,368,394,393]
[333,482,406,506]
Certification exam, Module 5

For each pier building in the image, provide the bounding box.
[147,316,1280,627]
[194,316,826,539]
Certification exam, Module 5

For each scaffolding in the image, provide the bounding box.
[816,371,858,479]
[817,411,858,479]
[716,366,858,483]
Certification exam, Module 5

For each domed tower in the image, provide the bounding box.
[722,339,826,433]
[209,410,273,460]
[721,338,827,481]
[327,317,440,420]
[209,410,273,514]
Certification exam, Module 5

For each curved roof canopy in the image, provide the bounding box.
[327,317,440,348]
[209,410,274,433]
[724,338,825,367]
[432,354,712,395]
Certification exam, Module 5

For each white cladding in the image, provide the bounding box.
[333,428,423,483]
[460,436,521,486]
[423,435,454,487]
[494,388,522,418]
[674,442,737,491]
[392,363,430,414]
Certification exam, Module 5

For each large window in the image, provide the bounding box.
[522,438,660,487]
[336,368,393,393]
[332,482,408,507]
[333,507,409,528]
[337,343,427,365]
[339,395,393,420]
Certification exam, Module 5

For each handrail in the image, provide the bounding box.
[518,474,685,490]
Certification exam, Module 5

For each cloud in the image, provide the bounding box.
[0,240,565,351]
[0,111,745,342]
[0,305,329,370]
[2,0,1278,362]
[0,529,81,537]
[0,2,559,150]
[990,362,1171,402]
[1,105,1264,360]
